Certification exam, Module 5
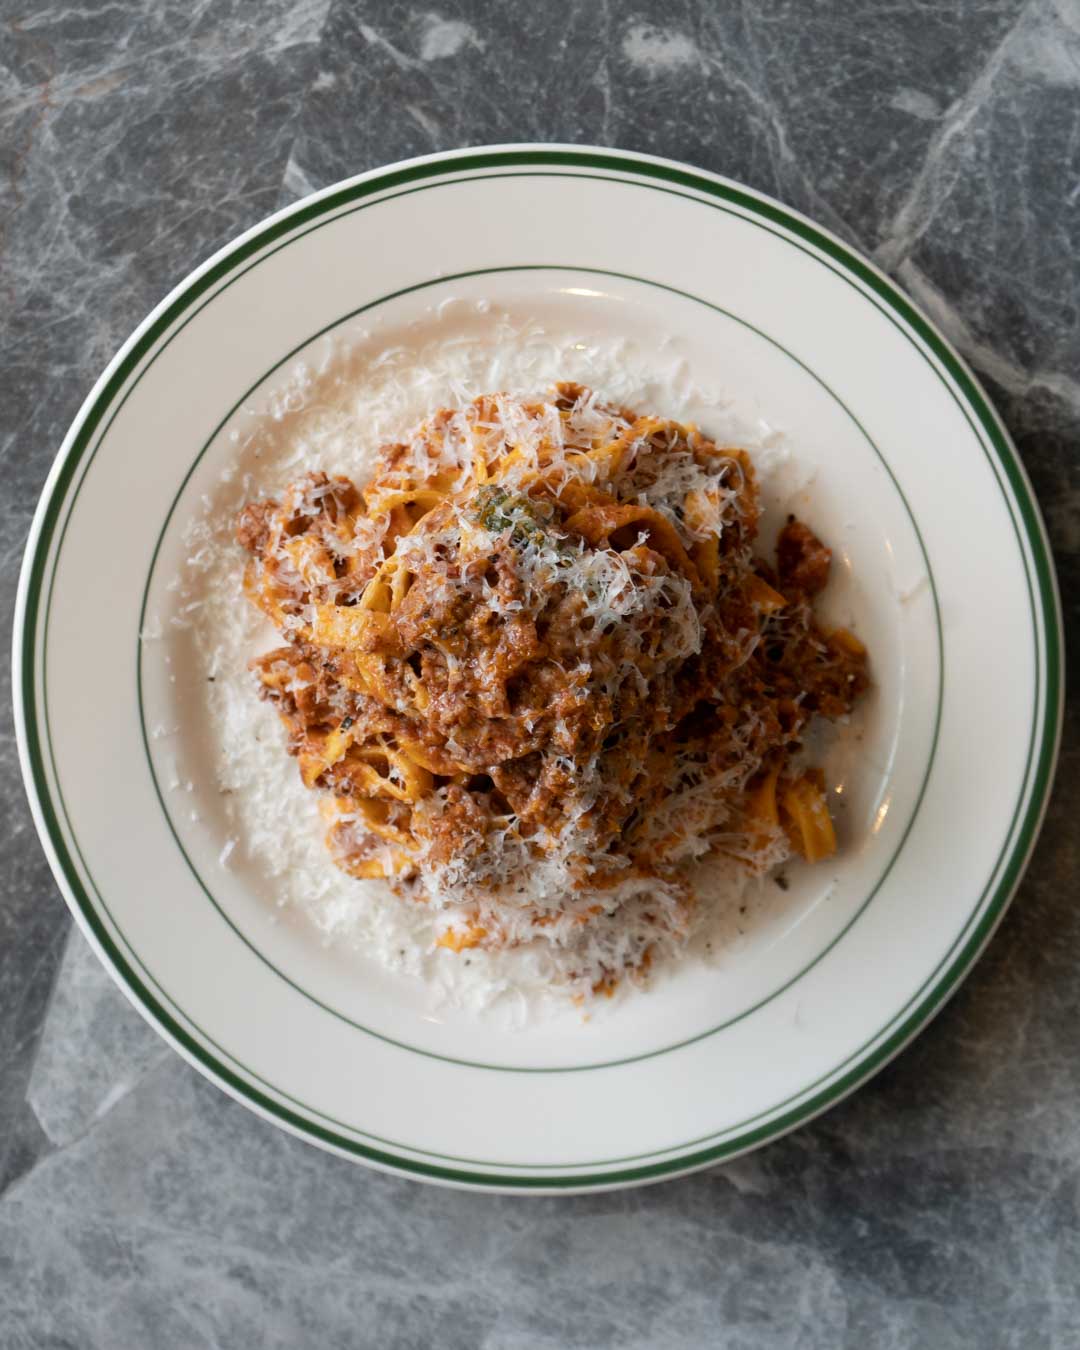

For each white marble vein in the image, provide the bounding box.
[898,260,1080,414]
[874,0,1039,272]
[27,933,169,1149]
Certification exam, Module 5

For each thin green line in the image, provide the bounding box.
[17,147,1062,1188]
[133,262,944,1073]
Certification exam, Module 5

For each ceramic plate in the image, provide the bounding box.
[13,146,1062,1192]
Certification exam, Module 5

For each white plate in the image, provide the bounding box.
[13,146,1062,1192]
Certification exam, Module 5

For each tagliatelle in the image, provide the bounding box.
[237,384,869,993]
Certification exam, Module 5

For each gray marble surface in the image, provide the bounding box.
[2,0,1078,1344]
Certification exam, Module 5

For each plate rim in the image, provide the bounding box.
[12,143,1064,1192]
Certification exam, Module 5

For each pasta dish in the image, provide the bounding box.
[237,384,868,992]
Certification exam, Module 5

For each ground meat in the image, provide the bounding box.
[235,500,274,553]
[777,519,832,596]
[238,389,871,966]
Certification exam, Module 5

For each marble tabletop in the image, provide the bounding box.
[2,1,1078,1345]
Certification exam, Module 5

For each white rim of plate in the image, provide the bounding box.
[12,145,1064,1191]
